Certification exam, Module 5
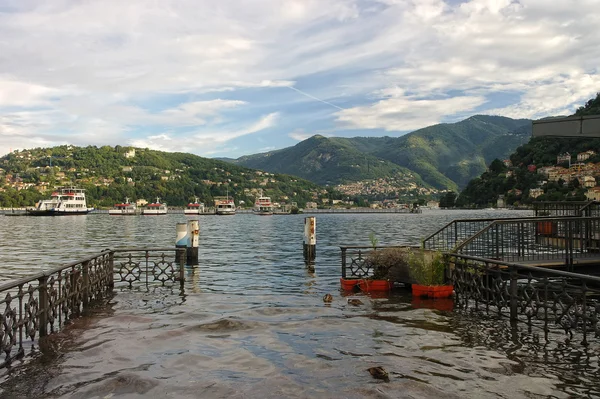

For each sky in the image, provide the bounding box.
[0,0,599,158]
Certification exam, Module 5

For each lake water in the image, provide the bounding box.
[1,209,600,398]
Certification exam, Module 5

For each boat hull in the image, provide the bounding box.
[26,209,93,216]
[216,209,236,215]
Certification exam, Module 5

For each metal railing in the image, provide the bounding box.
[0,247,185,368]
[454,217,600,268]
[448,253,600,344]
[534,201,600,217]
[422,217,535,251]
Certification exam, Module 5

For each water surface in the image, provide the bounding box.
[1,209,599,398]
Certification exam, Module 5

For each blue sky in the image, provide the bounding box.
[0,0,599,158]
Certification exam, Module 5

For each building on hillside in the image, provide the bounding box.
[305,202,318,209]
[557,152,571,166]
[426,200,440,209]
[122,166,133,172]
[586,187,600,201]
[497,195,505,208]
[527,164,537,173]
[125,149,136,158]
[529,188,544,199]
[577,150,596,161]
[503,159,512,167]
[570,162,585,173]
[581,175,596,188]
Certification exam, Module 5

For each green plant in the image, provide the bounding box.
[365,247,409,280]
[408,249,446,286]
[369,232,379,249]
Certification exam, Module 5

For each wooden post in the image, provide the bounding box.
[38,275,48,337]
[175,223,187,265]
[187,220,199,266]
[303,217,316,263]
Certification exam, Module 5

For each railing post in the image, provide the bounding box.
[82,260,90,308]
[341,247,347,279]
[108,251,114,289]
[38,275,48,337]
[510,267,518,321]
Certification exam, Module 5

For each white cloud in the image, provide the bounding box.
[336,94,486,131]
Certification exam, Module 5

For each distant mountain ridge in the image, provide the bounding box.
[228,115,532,191]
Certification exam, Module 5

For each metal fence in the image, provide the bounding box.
[533,201,600,217]
[0,247,185,368]
[453,217,600,269]
[448,253,600,344]
[422,217,528,251]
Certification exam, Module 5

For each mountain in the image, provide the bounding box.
[0,145,328,208]
[230,115,532,191]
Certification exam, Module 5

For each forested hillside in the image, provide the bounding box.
[0,145,330,208]
[457,93,600,207]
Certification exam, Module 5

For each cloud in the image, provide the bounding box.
[0,0,599,156]
[336,94,486,131]
[289,129,314,141]
[129,112,279,154]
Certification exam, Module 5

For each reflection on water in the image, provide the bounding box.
[2,209,599,398]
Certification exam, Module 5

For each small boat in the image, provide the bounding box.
[108,197,138,215]
[184,197,205,215]
[254,190,273,215]
[27,186,94,216]
[215,190,236,215]
[142,197,168,215]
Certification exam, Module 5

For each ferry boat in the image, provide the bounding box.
[184,197,205,215]
[254,190,273,215]
[108,197,138,215]
[142,197,168,215]
[215,190,236,215]
[27,186,94,216]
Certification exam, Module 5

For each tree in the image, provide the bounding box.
[440,191,457,208]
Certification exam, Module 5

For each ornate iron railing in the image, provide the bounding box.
[454,217,600,269]
[448,253,600,344]
[340,246,376,279]
[0,247,185,368]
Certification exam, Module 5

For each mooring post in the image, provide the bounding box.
[187,220,199,265]
[38,274,48,337]
[175,222,187,265]
[303,216,316,263]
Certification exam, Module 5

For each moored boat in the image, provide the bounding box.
[215,190,236,215]
[108,197,138,215]
[184,197,205,215]
[27,186,94,216]
[142,197,168,215]
[254,190,273,215]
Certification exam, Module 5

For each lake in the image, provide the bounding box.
[1,209,599,398]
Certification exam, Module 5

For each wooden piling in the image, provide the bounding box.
[303,216,316,263]
[187,220,199,265]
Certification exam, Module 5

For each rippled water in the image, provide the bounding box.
[2,209,600,398]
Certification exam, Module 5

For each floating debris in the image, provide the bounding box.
[347,298,363,306]
[367,366,389,382]
[323,293,333,303]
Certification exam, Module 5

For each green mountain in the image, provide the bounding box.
[0,145,328,208]
[231,115,532,191]
[457,93,600,207]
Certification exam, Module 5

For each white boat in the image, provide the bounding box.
[184,197,205,215]
[254,190,273,215]
[142,197,168,215]
[27,186,94,216]
[108,197,138,215]
[215,190,236,215]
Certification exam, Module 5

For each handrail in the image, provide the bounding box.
[447,253,600,283]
